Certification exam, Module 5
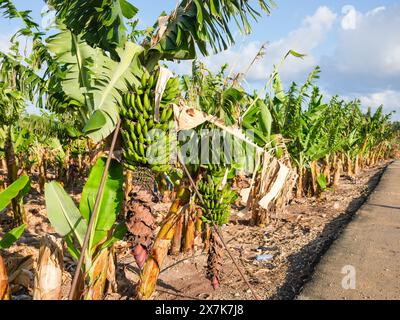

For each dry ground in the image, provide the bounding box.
[0,160,391,300]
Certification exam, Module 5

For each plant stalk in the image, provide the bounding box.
[68,121,121,300]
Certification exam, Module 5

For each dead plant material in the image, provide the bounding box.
[85,249,113,300]
[154,67,174,122]
[0,255,10,300]
[33,235,63,300]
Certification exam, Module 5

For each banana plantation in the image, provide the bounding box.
[0,0,399,301]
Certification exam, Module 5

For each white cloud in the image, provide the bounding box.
[319,5,400,120]
[366,6,386,17]
[359,90,400,115]
[321,5,400,86]
[178,6,337,83]
[341,5,360,30]
[341,5,386,31]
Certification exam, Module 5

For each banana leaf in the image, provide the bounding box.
[80,158,124,251]
[0,175,30,212]
[0,224,25,249]
[47,28,144,142]
[45,181,87,246]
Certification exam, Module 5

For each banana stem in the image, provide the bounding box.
[136,186,190,299]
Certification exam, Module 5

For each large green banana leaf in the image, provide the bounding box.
[47,28,144,142]
[80,158,124,250]
[45,181,87,246]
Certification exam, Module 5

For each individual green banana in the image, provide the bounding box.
[141,72,148,88]
[148,74,155,89]
[143,93,151,112]
[136,94,144,112]
[138,114,146,128]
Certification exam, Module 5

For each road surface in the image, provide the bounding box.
[299,160,400,300]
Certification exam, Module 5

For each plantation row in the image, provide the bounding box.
[0,0,399,300]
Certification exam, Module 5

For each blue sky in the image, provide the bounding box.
[1,0,399,119]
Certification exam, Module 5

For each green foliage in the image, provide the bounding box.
[0,224,25,249]
[0,175,29,250]
[242,99,272,146]
[183,62,244,125]
[0,0,40,37]
[47,0,138,56]
[45,158,125,262]
[148,0,275,62]
[46,28,144,141]
[45,181,87,246]
[317,174,328,191]
[80,158,124,250]
[0,175,30,212]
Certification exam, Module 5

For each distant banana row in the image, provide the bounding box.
[198,176,237,226]
[120,69,180,172]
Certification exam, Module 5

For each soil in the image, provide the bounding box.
[0,160,391,300]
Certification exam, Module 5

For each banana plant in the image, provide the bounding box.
[0,175,29,300]
[0,32,45,224]
[7,0,276,300]
[44,157,126,300]
[180,62,242,287]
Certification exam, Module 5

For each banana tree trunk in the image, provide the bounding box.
[354,154,360,175]
[359,151,365,170]
[203,223,211,252]
[42,154,47,182]
[5,126,25,226]
[1,158,7,170]
[310,161,318,195]
[78,154,83,176]
[346,154,353,177]
[136,186,190,300]
[323,156,331,184]
[0,255,10,300]
[170,214,183,255]
[63,149,70,186]
[38,153,46,194]
[333,158,342,192]
[207,228,224,289]
[33,235,63,300]
[296,167,304,198]
[85,249,113,300]
[184,212,195,254]
[372,152,377,166]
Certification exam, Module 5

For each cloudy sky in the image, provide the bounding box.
[1,0,399,119]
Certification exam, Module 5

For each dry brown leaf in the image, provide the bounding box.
[173,104,208,131]
[33,235,63,300]
[259,163,290,209]
[155,67,174,122]
[151,15,169,46]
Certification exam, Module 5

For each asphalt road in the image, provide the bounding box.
[299,160,400,300]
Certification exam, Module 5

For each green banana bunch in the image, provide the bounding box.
[198,176,237,226]
[120,68,180,172]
